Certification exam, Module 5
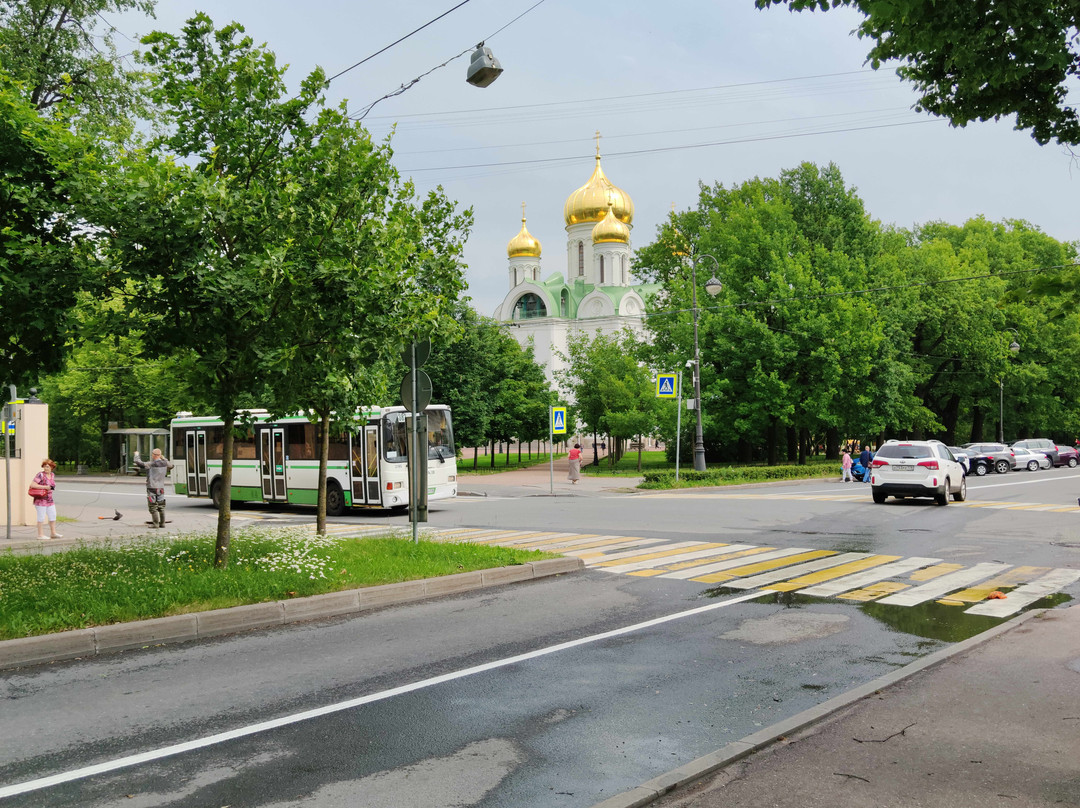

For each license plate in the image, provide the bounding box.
[893,464,914,471]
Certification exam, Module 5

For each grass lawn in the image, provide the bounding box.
[458,451,561,474]
[0,526,556,640]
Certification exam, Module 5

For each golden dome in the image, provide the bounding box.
[563,136,634,226]
[507,207,542,258]
[592,203,630,244]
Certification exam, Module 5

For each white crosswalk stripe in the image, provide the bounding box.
[965,569,1080,617]
[796,557,943,598]
[876,563,1013,607]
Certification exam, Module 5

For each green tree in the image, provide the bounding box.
[0,72,89,386]
[0,0,154,135]
[87,15,469,565]
[756,0,1080,146]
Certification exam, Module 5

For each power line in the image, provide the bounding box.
[325,0,475,84]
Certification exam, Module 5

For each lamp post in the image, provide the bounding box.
[999,336,1020,443]
[691,254,723,472]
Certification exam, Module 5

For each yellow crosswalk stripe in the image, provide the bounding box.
[690,550,835,584]
[839,581,910,601]
[766,554,901,592]
[937,566,1050,604]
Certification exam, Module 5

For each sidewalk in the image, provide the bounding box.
[595,604,1080,808]
[0,473,220,553]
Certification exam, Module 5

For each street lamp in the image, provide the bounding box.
[999,335,1020,443]
[691,254,723,471]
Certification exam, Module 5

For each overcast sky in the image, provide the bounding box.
[114,1,1080,316]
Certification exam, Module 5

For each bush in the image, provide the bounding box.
[639,464,832,489]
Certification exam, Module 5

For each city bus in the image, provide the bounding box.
[169,405,456,515]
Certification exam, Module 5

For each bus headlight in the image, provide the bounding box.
[447,475,456,482]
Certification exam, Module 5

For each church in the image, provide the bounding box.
[492,136,660,382]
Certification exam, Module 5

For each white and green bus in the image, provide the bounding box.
[169,405,456,515]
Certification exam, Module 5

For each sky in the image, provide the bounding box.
[111,1,1080,317]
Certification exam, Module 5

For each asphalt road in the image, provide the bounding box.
[4,470,1077,807]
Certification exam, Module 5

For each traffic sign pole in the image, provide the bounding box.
[675,371,683,483]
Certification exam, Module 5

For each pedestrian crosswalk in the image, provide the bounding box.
[412,527,1080,618]
[288,523,1079,618]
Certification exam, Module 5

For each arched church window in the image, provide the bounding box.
[561,289,569,317]
[514,292,547,320]
[599,255,605,283]
[577,242,584,275]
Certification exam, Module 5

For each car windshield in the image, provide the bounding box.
[875,444,933,459]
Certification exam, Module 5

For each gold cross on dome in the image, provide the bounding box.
[594,130,601,158]
[521,201,526,221]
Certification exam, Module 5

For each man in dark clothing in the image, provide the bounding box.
[133,449,174,527]
[859,445,873,483]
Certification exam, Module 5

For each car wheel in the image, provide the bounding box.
[1070,458,1078,468]
[974,462,988,477]
[1027,460,1039,471]
[325,481,346,517]
[935,481,949,505]
[952,475,967,502]
[994,459,1011,474]
[872,490,887,504]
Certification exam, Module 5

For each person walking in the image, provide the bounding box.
[841,449,853,482]
[567,443,582,484]
[30,458,61,539]
[134,448,174,528]
[859,444,873,483]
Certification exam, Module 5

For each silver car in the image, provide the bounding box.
[1010,446,1051,471]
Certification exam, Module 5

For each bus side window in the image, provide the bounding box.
[287,423,315,459]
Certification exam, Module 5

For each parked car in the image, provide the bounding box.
[870,439,967,505]
[1010,446,1052,471]
[1011,438,1062,466]
[963,442,1015,476]
[1056,446,1080,468]
[947,446,971,474]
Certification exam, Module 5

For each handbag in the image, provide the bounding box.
[28,485,49,498]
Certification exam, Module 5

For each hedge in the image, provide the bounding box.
[639,464,833,489]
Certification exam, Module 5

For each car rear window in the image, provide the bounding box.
[875,444,933,459]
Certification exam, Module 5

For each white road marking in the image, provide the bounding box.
[0,590,765,800]
[876,562,1012,607]
[965,569,1080,617]
[797,557,943,598]
[661,547,812,580]
[569,540,709,562]
[598,544,758,574]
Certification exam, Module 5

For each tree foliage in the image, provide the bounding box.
[756,0,1080,146]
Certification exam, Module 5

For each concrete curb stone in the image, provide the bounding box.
[586,607,1047,808]
[0,557,585,671]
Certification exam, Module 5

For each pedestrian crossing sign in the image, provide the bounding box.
[551,407,567,434]
[656,373,677,398]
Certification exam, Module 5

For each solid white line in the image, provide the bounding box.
[0,591,765,800]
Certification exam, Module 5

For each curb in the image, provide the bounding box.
[588,607,1046,808]
[0,557,584,671]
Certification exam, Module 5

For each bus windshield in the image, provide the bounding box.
[384,410,455,463]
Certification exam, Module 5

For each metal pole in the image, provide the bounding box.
[999,378,1004,444]
[692,261,706,472]
[675,370,683,482]
[410,342,419,544]
[549,407,554,495]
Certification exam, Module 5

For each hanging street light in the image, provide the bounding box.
[691,254,723,472]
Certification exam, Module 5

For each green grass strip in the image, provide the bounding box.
[0,526,555,640]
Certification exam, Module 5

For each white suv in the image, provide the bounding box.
[870,439,967,505]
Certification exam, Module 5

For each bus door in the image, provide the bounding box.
[186,430,208,495]
[260,427,287,501]
[351,425,381,504]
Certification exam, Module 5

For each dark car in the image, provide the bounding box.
[947,446,971,474]
[1056,445,1080,468]
[963,442,1015,476]
[1011,438,1062,466]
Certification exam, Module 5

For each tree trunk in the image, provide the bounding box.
[786,426,797,463]
[214,412,234,569]
[766,417,779,466]
[490,439,496,468]
[825,426,839,460]
[798,427,809,465]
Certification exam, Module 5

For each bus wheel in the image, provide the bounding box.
[326,482,346,517]
[210,478,224,510]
